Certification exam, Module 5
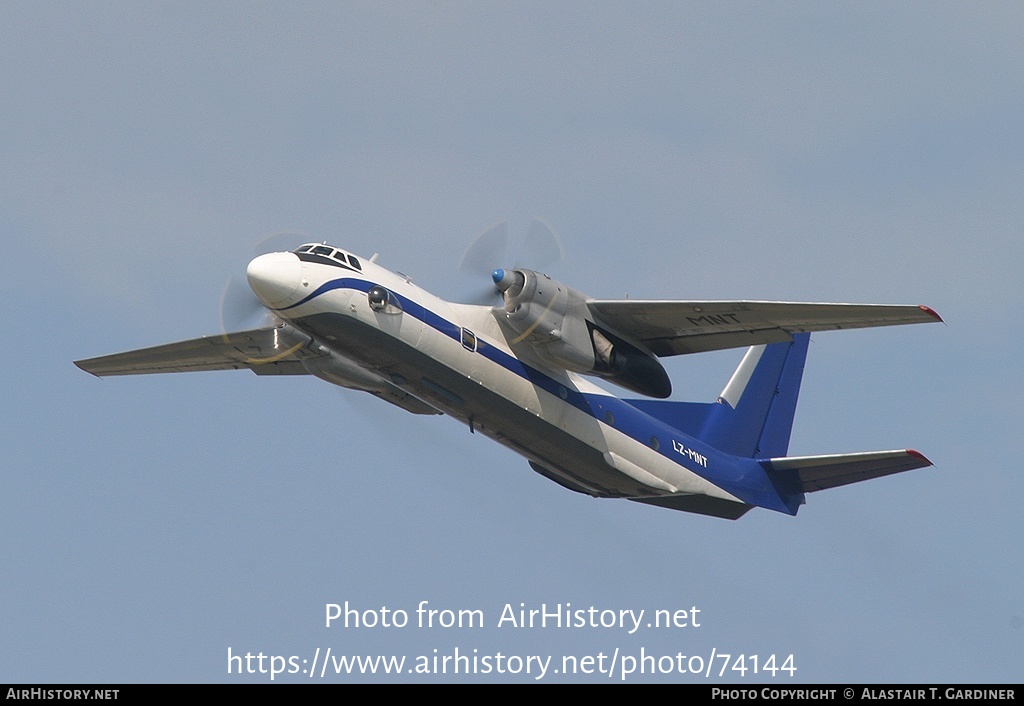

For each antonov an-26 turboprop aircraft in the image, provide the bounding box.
[76,242,941,519]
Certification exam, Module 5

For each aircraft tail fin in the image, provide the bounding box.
[625,333,809,458]
[699,332,810,458]
[625,334,933,513]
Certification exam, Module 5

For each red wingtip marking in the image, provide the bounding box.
[907,449,932,465]
[918,305,943,322]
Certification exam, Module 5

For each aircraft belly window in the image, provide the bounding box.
[461,328,477,352]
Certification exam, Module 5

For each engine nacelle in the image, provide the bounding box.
[493,268,671,398]
[494,268,594,370]
[587,322,672,399]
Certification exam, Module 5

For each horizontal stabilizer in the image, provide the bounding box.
[763,449,933,493]
[75,326,320,376]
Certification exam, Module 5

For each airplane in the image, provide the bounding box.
[75,240,942,519]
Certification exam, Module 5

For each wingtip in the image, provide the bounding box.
[918,305,943,323]
[906,449,933,466]
[73,360,101,378]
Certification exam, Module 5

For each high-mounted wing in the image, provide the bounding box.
[74,325,442,415]
[74,325,320,377]
[587,300,942,356]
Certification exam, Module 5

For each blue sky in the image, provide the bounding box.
[2,2,1021,682]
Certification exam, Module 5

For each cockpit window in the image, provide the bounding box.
[292,243,364,273]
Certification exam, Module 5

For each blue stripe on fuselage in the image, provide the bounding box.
[275,277,795,513]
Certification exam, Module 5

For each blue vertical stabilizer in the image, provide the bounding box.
[700,333,809,458]
[628,334,809,459]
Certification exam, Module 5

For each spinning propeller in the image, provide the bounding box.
[219,231,308,333]
[457,218,564,305]
[217,231,311,365]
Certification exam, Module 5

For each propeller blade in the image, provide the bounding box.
[220,276,276,332]
[251,230,309,258]
[455,220,509,304]
[458,220,509,275]
[219,230,306,332]
[519,218,564,269]
[454,218,565,305]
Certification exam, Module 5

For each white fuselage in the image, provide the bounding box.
[247,249,747,505]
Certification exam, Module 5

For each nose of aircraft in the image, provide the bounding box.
[246,252,303,309]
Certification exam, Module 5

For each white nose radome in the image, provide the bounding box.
[246,252,303,309]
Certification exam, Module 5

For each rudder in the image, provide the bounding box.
[699,333,809,458]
